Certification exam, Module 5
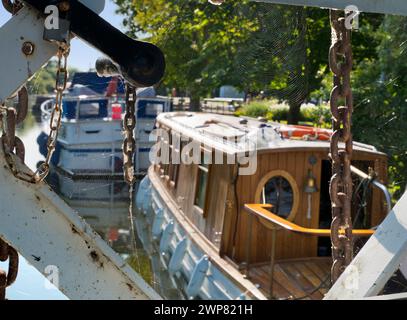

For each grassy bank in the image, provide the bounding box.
[235,99,331,128]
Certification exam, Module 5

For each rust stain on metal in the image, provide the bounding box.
[90,250,99,262]
[71,224,79,234]
[90,250,104,269]
[26,61,33,78]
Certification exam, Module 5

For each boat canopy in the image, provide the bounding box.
[70,72,125,95]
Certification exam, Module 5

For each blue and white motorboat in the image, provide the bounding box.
[37,72,171,178]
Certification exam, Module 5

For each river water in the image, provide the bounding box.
[0,114,155,300]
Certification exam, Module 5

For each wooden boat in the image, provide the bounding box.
[135,112,390,300]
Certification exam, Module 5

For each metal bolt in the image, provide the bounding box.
[58,1,70,12]
[22,41,35,56]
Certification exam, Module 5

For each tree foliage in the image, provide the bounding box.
[115,2,406,196]
[114,1,329,118]
[27,60,78,95]
[115,1,382,123]
[352,15,407,199]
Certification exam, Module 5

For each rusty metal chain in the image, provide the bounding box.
[2,0,23,15]
[34,46,70,182]
[0,238,19,300]
[123,84,137,185]
[1,86,32,182]
[329,10,354,283]
[2,46,70,183]
[123,84,138,253]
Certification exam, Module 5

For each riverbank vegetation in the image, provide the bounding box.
[235,100,331,127]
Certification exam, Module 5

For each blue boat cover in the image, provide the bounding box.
[70,72,125,94]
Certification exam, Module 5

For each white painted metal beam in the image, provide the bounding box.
[0,142,161,300]
[0,6,58,104]
[253,0,407,16]
[364,292,407,300]
[324,191,407,300]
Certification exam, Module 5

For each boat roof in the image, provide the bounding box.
[156,112,386,157]
[70,72,125,95]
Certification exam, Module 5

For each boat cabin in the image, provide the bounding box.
[38,94,171,176]
[150,112,389,299]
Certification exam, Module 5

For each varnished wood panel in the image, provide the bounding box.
[155,135,388,265]
[233,151,323,262]
[230,149,388,264]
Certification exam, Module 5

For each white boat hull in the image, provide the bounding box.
[58,141,124,174]
[135,174,265,300]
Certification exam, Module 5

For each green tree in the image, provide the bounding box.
[115,1,383,123]
[232,5,331,123]
[27,60,78,95]
[116,0,258,110]
[352,15,407,200]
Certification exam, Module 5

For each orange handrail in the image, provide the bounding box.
[244,204,375,237]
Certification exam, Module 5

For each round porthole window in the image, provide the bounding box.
[256,170,299,221]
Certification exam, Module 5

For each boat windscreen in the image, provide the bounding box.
[63,98,109,120]
[137,100,167,118]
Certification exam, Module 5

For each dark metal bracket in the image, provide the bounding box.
[22,0,165,87]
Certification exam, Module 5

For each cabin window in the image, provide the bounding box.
[261,176,293,218]
[168,133,181,187]
[156,127,170,175]
[162,130,171,177]
[145,103,164,116]
[195,163,209,210]
[194,150,212,217]
[77,99,108,119]
[137,100,166,118]
[79,102,100,117]
[256,170,299,221]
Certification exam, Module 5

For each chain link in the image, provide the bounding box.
[1,87,31,182]
[1,46,70,184]
[0,238,19,300]
[2,0,23,15]
[34,46,70,182]
[329,10,354,283]
[123,84,137,185]
[123,84,138,253]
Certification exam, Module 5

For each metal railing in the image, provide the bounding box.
[350,165,392,214]
[201,98,243,115]
[243,203,375,298]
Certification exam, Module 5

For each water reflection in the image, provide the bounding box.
[7,115,157,299]
[46,171,182,298]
